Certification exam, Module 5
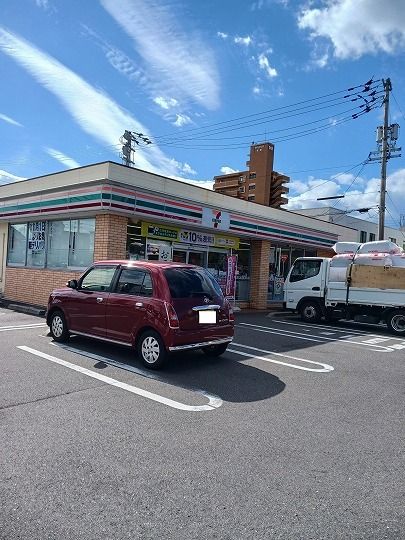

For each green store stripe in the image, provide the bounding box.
[136,198,201,218]
[0,193,101,214]
[231,219,334,244]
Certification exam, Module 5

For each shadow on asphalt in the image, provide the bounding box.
[53,335,286,404]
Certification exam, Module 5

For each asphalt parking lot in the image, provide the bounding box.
[1,307,404,539]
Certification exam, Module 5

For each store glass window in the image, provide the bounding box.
[47,220,70,268]
[7,218,95,269]
[7,223,27,265]
[69,219,95,268]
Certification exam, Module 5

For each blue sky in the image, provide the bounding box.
[1,0,404,229]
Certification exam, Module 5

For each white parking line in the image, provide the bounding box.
[18,346,222,412]
[273,319,405,341]
[238,323,394,353]
[229,343,334,373]
[51,341,223,409]
[0,323,47,332]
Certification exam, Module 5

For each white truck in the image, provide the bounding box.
[283,257,405,336]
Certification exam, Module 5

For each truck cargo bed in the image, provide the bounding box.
[327,265,405,307]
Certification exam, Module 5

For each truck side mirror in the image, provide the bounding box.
[67,279,78,289]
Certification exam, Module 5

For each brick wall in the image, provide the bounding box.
[94,214,128,260]
[249,240,271,309]
[4,267,83,307]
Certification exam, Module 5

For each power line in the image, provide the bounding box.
[152,91,383,146]
[150,78,382,143]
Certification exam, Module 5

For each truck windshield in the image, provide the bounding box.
[290,260,321,282]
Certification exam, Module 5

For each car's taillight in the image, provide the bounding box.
[165,302,180,329]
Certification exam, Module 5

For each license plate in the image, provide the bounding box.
[198,310,216,324]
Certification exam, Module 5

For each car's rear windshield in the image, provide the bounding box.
[164,267,223,299]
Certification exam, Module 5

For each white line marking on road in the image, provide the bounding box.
[229,343,334,373]
[390,343,405,350]
[0,323,47,332]
[273,319,405,341]
[319,332,335,335]
[51,341,223,409]
[238,323,394,352]
[17,346,221,412]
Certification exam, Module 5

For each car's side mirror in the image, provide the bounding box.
[67,279,78,289]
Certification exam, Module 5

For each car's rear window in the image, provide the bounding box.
[164,267,223,299]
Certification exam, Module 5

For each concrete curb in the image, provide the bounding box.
[6,303,46,317]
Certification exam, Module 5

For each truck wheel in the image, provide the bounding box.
[300,301,322,323]
[387,310,405,336]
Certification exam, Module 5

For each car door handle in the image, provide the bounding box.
[312,287,320,291]
[135,302,144,308]
[96,297,104,303]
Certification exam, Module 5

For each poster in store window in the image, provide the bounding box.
[28,222,46,251]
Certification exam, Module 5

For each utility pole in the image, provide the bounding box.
[378,78,391,240]
[120,130,152,167]
[367,78,401,240]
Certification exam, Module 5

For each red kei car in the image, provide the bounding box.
[46,260,234,369]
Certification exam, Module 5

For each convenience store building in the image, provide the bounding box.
[0,161,355,309]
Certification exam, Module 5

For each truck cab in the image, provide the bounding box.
[284,258,329,322]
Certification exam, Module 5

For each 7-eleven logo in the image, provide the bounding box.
[212,210,222,228]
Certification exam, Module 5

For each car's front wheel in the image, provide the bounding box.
[49,310,70,342]
[202,342,229,357]
[137,330,167,369]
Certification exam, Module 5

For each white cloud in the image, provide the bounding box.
[286,168,405,230]
[0,112,22,127]
[168,158,198,178]
[251,0,289,9]
[298,0,405,61]
[35,0,49,9]
[153,96,179,110]
[234,36,252,46]
[258,53,278,77]
[217,32,228,39]
[179,178,213,190]
[253,86,261,94]
[173,114,192,127]
[0,26,180,176]
[101,0,220,110]
[181,162,197,176]
[0,169,26,185]
[45,147,80,169]
[81,25,148,85]
[220,166,239,174]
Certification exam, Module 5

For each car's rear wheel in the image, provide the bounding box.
[49,310,70,342]
[202,342,229,357]
[137,330,167,369]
